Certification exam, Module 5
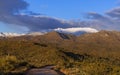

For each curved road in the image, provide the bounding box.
[25,66,64,75]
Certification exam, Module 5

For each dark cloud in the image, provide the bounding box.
[0,0,84,32]
[13,15,74,31]
[0,0,28,15]
[0,0,74,32]
[86,12,105,20]
[86,12,114,24]
[0,14,79,32]
[86,8,120,31]
[106,7,120,19]
[0,0,120,32]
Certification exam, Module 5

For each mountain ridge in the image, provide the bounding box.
[1,30,120,75]
[0,27,99,37]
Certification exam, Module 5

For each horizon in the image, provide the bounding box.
[0,0,120,33]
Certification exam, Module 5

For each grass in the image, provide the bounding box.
[0,31,120,75]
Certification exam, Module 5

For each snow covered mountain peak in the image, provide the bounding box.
[0,32,25,37]
[0,27,99,37]
[0,32,45,37]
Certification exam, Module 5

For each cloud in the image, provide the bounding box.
[0,0,28,15]
[85,10,120,31]
[106,7,120,19]
[0,0,120,33]
[0,0,73,32]
[0,0,100,32]
[54,27,98,35]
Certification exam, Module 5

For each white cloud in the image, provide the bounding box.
[54,27,98,35]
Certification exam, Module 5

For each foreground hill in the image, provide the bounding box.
[0,31,120,75]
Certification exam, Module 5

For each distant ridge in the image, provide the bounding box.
[1,30,119,38]
[43,31,76,40]
[27,32,45,36]
[0,32,45,37]
[0,27,99,37]
[0,32,25,37]
[1,30,120,75]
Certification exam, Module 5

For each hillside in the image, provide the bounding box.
[75,31,120,58]
[0,31,120,75]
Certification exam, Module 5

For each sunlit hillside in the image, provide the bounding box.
[0,31,120,75]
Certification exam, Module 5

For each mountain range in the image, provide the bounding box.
[2,30,120,58]
[0,27,98,37]
[0,32,43,37]
[1,30,120,75]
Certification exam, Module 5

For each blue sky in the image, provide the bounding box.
[0,0,119,33]
[26,0,118,19]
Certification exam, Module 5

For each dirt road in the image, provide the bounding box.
[25,66,64,75]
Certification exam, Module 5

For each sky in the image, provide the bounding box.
[26,0,118,19]
[0,0,120,33]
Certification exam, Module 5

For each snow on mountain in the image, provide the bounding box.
[0,32,45,37]
[54,27,99,35]
[0,32,25,37]
[0,27,98,37]
[27,32,45,36]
